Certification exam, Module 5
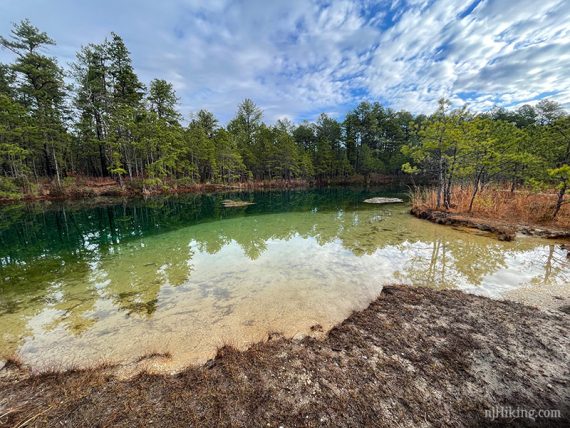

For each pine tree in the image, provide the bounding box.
[107,33,144,108]
[228,99,262,176]
[148,79,181,124]
[73,43,111,175]
[105,33,145,180]
[1,19,68,183]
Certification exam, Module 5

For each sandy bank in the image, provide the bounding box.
[1,285,568,427]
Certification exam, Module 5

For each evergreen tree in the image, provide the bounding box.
[148,79,180,124]
[107,33,144,107]
[0,18,567,208]
[0,63,15,96]
[193,110,218,138]
[1,19,68,183]
[214,129,246,182]
[73,43,111,175]
[228,98,262,176]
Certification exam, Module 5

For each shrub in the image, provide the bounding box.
[0,177,22,200]
[142,178,162,189]
[175,176,196,188]
[126,178,144,192]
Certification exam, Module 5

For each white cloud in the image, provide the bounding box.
[0,0,568,122]
[364,0,570,113]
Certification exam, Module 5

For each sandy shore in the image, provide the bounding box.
[504,282,570,312]
[1,285,568,427]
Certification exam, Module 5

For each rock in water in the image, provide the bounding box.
[222,199,255,207]
[363,197,403,204]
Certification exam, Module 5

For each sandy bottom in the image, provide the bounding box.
[1,285,568,427]
[2,207,569,374]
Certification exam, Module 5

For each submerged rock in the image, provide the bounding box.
[222,199,255,207]
[363,197,403,204]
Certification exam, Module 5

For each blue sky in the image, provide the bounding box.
[1,0,569,123]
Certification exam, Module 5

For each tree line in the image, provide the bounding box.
[0,20,415,192]
[0,19,568,213]
[403,99,569,217]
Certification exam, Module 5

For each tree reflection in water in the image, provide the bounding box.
[0,188,568,369]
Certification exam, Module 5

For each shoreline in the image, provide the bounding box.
[410,206,570,242]
[0,175,407,205]
[0,179,313,205]
[1,285,568,427]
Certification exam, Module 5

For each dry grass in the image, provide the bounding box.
[411,184,570,229]
[134,351,172,363]
[1,355,23,371]
[0,177,315,203]
[1,286,569,427]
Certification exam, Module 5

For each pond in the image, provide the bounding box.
[1,187,568,372]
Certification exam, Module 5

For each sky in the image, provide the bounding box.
[1,0,569,123]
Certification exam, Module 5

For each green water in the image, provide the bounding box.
[0,187,568,371]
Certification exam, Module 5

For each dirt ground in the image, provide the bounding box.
[1,285,569,427]
[411,207,570,241]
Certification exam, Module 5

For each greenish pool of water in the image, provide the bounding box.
[0,187,568,371]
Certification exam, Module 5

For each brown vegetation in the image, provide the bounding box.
[0,177,313,203]
[0,173,404,204]
[411,185,570,231]
[1,286,568,427]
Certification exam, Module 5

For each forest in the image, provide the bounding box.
[0,20,569,216]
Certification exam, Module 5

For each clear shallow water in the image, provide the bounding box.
[1,187,568,371]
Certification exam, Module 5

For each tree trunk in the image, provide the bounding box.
[468,189,478,213]
[43,143,53,177]
[32,158,38,181]
[437,154,444,209]
[53,147,61,186]
[510,165,518,193]
[443,147,457,209]
[94,110,107,176]
[443,185,448,209]
[553,182,567,219]
[98,143,107,176]
[468,173,482,213]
